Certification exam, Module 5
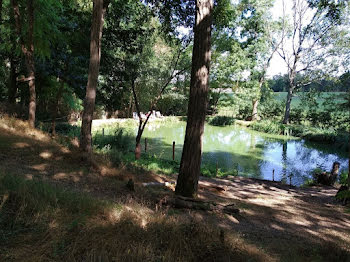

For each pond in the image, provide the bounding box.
[138,121,349,186]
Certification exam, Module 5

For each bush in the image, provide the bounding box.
[208,116,235,126]
[156,92,188,116]
[93,128,134,153]
[250,120,285,135]
[38,122,81,138]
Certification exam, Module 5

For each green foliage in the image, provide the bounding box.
[93,128,134,153]
[340,171,349,186]
[38,122,81,137]
[208,116,235,126]
[156,92,187,116]
[250,120,285,135]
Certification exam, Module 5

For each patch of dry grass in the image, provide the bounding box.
[0,174,274,262]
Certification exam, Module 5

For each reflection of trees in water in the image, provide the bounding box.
[140,122,348,184]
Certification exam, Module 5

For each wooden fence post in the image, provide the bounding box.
[172,141,175,161]
[272,169,275,182]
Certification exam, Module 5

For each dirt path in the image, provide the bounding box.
[1,123,349,260]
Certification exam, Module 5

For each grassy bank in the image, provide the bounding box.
[249,120,349,151]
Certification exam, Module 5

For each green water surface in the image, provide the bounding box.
[138,121,348,185]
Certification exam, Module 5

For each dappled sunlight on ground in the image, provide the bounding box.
[196,175,350,253]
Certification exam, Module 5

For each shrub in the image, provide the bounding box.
[208,116,235,126]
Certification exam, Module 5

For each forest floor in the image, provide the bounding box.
[1,116,350,261]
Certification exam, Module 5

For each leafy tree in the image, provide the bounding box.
[101,0,191,159]
[277,0,349,124]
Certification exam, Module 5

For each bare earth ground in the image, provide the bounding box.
[0,120,350,261]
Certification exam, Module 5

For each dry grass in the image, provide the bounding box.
[0,174,274,262]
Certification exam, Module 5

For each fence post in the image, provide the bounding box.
[272,169,275,182]
[102,128,104,137]
[289,174,292,188]
[172,141,175,161]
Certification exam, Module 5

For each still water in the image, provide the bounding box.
[139,121,348,186]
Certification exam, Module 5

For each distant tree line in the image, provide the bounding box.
[268,72,350,92]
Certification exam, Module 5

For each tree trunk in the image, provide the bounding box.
[0,0,3,26]
[135,136,141,160]
[12,0,36,128]
[348,138,350,186]
[282,84,294,124]
[175,0,213,198]
[251,99,259,121]
[8,56,17,104]
[80,0,108,153]
[51,80,64,136]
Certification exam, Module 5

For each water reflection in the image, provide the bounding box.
[139,121,349,186]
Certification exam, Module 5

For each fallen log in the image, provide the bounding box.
[174,195,239,215]
[142,181,176,187]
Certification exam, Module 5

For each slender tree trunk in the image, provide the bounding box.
[175,0,213,198]
[128,92,133,118]
[251,99,259,121]
[8,56,17,104]
[80,0,109,153]
[51,80,64,136]
[0,0,3,26]
[12,0,36,128]
[348,139,350,186]
[283,83,295,124]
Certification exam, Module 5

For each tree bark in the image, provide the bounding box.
[11,0,36,128]
[348,138,350,186]
[283,82,295,124]
[8,56,17,104]
[0,0,3,26]
[80,0,109,153]
[175,0,213,198]
[251,99,259,121]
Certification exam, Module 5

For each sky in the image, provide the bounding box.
[265,0,289,78]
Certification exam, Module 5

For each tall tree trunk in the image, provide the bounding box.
[251,99,259,121]
[0,0,3,26]
[51,80,64,136]
[11,0,36,128]
[175,0,213,198]
[348,138,350,187]
[8,56,17,104]
[80,0,109,153]
[128,92,133,118]
[283,83,295,124]
[283,60,297,124]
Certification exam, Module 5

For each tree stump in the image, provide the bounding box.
[313,162,340,186]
